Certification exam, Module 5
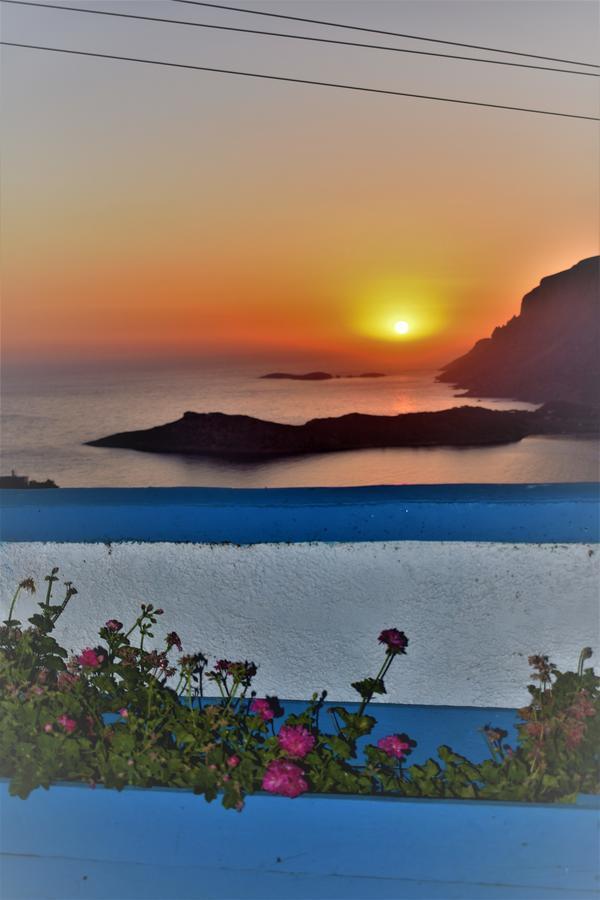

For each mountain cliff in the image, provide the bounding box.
[438,256,599,404]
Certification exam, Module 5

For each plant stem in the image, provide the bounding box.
[5,585,22,625]
[357,652,395,716]
[224,678,241,710]
[577,648,590,678]
[50,592,73,627]
[146,678,155,735]
[124,615,144,641]
[44,577,55,608]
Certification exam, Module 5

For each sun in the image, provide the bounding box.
[394,320,410,335]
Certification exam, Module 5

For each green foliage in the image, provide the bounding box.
[475,652,600,802]
[1,573,598,810]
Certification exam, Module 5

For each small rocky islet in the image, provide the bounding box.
[259,372,386,380]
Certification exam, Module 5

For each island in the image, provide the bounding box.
[260,372,333,380]
[438,256,599,405]
[86,402,598,459]
[260,372,386,380]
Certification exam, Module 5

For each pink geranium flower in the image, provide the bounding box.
[43,723,53,733]
[378,629,409,654]
[227,755,240,768]
[57,714,77,734]
[77,647,104,668]
[105,619,123,633]
[377,734,412,760]
[250,698,275,721]
[118,708,128,719]
[262,759,308,798]
[277,725,315,759]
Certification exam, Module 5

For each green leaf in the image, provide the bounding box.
[351,678,386,699]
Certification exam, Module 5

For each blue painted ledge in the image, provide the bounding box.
[1,783,598,899]
[1,483,599,543]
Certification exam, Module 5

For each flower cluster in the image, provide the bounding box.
[166,631,182,651]
[528,654,555,684]
[262,760,309,798]
[250,697,279,721]
[1,570,598,810]
[278,725,315,758]
[211,659,257,684]
[77,647,105,669]
[377,733,413,760]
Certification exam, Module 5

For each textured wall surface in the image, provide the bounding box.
[2,540,597,707]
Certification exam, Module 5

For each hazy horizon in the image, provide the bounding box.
[2,0,598,372]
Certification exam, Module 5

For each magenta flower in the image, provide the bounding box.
[57,714,77,734]
[277,725,316,759]
[250,698,275,721]
[77,647,104,668]
[43,723,53,733]
[377,734,413,760]
[378,629,409,655]
[118,708,128,719]
[105,619,123,633]
[262,759,308,798]
[227,755,240,768]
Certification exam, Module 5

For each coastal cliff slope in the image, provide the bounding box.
[438,256,599,404]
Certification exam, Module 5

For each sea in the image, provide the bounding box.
[1,364,598,488]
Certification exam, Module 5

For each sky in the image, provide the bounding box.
[1,0,598,372]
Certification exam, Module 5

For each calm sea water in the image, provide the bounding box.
[1,364,598,487]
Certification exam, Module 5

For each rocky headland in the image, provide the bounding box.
[438,256,599,404]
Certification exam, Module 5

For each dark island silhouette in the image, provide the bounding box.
[86,402,598,459]
[260,371,386,380]
[438,256,599,405]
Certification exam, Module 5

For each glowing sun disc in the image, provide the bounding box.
[394,320,410,335]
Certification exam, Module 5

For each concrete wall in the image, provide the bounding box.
[2,535,598,708]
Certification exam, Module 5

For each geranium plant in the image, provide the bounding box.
[0,571,597,809]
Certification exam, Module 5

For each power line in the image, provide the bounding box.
[2,0,596,78]
[170,0,600,70]
[2,41,598,122]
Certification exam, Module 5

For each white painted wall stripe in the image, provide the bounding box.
[2,540,597,707]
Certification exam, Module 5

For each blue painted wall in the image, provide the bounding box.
[2,782,597,899]
[1,483,598,543]
[128,700,516,766]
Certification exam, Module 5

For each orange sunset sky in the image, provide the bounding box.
[1,0,598,371]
